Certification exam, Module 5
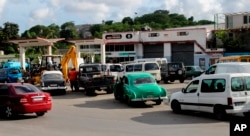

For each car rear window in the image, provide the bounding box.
[231,76,250,91]
[168,63,183,71]
[145,63,159,71]
[134,77,155,84]
[14,84,41,94]
[43,73,63,79]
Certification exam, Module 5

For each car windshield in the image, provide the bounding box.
[43,73,63,79]
[14,84,41,94]
[134,77,155,84]
[110,65,123,72]
[168,63,182,71]
[81,65,101,73]
[9,68,21,74]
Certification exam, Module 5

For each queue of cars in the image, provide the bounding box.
[2,59,250,120]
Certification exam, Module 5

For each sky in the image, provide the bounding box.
[0,0,250,34]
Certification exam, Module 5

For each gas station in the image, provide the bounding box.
[7,37,106,70]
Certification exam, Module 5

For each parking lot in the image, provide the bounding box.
[0,80,234,136]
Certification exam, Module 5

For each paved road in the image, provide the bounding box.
[0,80,234,136]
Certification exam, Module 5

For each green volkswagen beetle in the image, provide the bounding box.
[114,72,167,106]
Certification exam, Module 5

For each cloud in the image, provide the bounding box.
[0,0,7,18]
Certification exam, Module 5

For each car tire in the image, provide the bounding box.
[171,100,181,114]
[213,106,226,120]
[179,78,184,83]
[125,96,132,106]
[4,106,14,119]
[154,100,162,105]
[243,112,250,118]
[36,112,45,116]
[61,89,66,95]
[163,78,168,84]
[106,86,114,94]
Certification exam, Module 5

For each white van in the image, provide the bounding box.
[204,62,250,74]
[102,63,123,80]
[120,62,161,83]
[169,73,250,120]
[134,58,167,66]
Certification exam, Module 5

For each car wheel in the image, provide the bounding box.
[106,86,114,94]
[36,112,45,116]
[171,100,181,114]
[163,78,168,83]
[243,112,250,118]
[125,96,132,106]
[61,89,66,95]
[154,100,162,105]
[179,78,184,83]
[4,106,14,119]
[213,106,226,120]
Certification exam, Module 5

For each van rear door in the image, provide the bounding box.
[231,76,250,111]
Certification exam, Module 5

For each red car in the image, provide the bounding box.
[0,82,52,119]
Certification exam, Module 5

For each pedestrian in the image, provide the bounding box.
[68,68,79,92]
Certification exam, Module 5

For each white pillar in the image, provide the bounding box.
[19,46,26,70]
[47,44,52,55]
[75,44,81,58]
[101,43,106,64]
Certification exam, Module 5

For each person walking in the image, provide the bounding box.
[68,68,79,92]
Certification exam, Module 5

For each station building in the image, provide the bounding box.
[75,25,223,70]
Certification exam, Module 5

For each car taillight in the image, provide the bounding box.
[227,97,233,106]
[20,97,28,103]
[48,96,52,101]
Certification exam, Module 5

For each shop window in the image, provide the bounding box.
[177,32,189,36]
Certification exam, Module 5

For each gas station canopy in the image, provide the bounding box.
[8,37,65,47]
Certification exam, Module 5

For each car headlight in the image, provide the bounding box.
[178,70,183,75]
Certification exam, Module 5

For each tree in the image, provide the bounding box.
[60,21,79,39]
[122,17,134,25]
[3,22,19,39]
[0,22,20,54]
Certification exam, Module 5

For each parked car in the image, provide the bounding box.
[114,72,167,106]
[0,82,52,119]
[0,68,23,83]
[204,62,250,75]
[102,63,123,81]
[120,62,161,83]
[78,63,115,95]
[185,65,204,79]
[160,62,186,83]
[169,73,250,120]
[40,71,67,95]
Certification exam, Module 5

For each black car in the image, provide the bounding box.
[40,70,67,95]
[160,62,186,83]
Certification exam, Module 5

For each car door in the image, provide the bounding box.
[0,84,10,109]
[243,76,250,110]
[179,80,200,111]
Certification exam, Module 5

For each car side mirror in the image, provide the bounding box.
[181,88,186,93]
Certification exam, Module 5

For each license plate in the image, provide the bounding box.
[50,84,57,87]
[147,95,153,98]
[33,97,43,101]
[101,87,107,89]
[170,72,175,74]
